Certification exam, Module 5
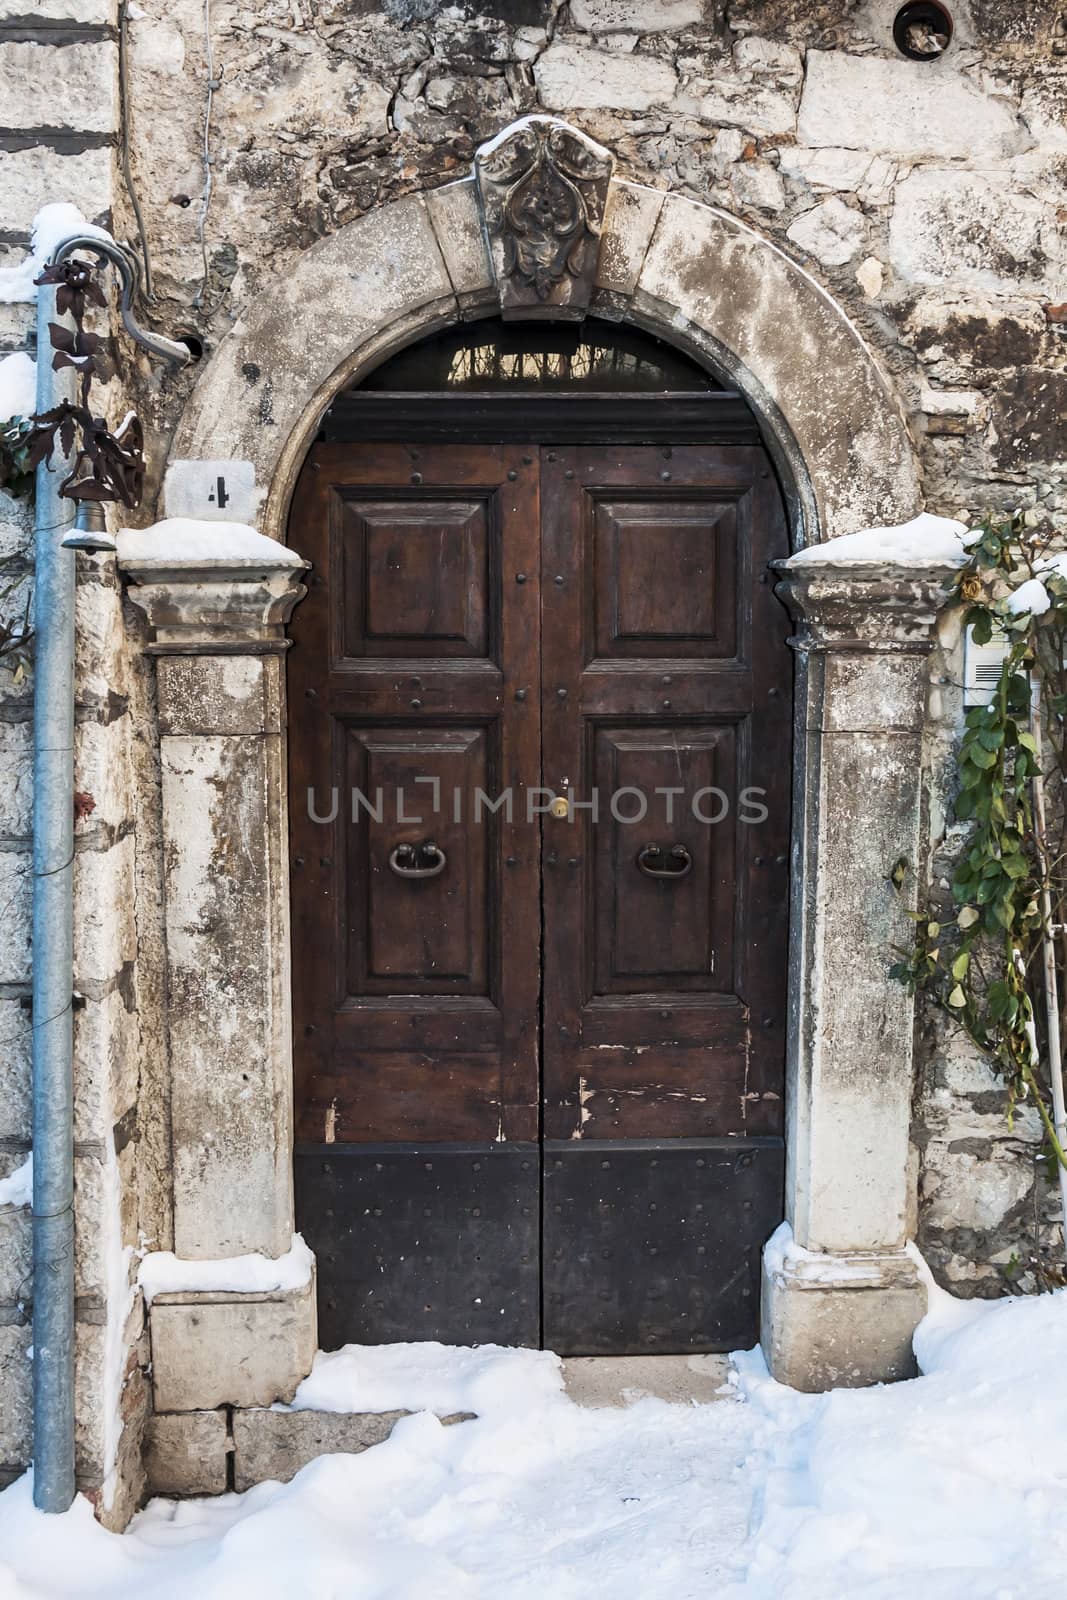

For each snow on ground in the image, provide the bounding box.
[1,1280,1066,1599]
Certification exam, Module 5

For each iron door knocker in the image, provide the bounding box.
[388,841,447,879]
[636,843,693,880]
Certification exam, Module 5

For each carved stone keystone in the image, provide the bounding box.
[475,115,614,321]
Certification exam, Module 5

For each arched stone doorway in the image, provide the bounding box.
[124,119,945,1402]
[287,315,793,1354]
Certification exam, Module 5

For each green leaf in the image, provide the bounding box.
[966,744,998,770]
[968,610,994,647]
[951,951,971,980]
[1000,855,1030,879]
[926,921,940,939]
[948,984,966,1009]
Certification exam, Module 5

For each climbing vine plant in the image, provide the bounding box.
[892,505,1067,1197]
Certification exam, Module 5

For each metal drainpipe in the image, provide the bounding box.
[31,235,188,1513]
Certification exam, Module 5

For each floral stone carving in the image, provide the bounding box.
[474,116,614,321]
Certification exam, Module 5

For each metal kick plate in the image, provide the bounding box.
[295,1142,540,1350]
[542,1138,784,1356]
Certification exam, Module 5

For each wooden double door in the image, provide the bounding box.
[289,438,791,1354]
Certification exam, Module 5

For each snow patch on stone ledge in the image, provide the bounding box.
[784,511,969,568]
[0,204,114,305]
[283,1340,563,1418]
[0,1153,32,1209]
[137,1232,314,1305]
[0,351,36,422]
[117,519,304,566]
[762,1220,892,1284]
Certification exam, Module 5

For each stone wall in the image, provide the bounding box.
[0,0,153,1526]
[0,0,1065,1520]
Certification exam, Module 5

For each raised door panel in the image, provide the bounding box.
[591,723,736,995]
[345,726,490,992]
[593,497,738,659]
[340,496,490,659]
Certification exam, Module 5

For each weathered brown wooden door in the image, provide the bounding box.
[290,436,790,1355]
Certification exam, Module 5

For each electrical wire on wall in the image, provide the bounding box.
[118,0,154,300]
[193,0,217,311]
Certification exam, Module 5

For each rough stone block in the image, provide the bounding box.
[74,715,135,844]
[595,180,665,302]
[0,1318,32,1468]
[143,1409,230,1497]
[761,1247,925,1390]
[74,575,129,705]
[730,160,785,214]
[231,1405,474,1491]
[798,50,1023,161]
[0,42,118,133]
[890,169,1063,296]
[0,719,31,839]
[535,43,678,112]
[156,652,280,738]
[231,1407,404,1491]
[675,77,796,136]
[0,490,32,562]
[149,1275,317,1412]
[0,1188,31,1304]
[0,851,31,986]
[424,178,493,315]
[73,987,140,1145]
[0,996,31,1141]
[74,831,137,991]
[920,1143,1033,1233]
[0,146,113,237]
[570,0,703,29]
[777,146,877,194]
[786,197,866,267]
[0,0,115,16]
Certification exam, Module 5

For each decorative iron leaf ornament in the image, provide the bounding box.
[26,255,146,512]
[475,117,614,321]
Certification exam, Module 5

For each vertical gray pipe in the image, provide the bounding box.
[30,281,78,1512]
[28,237,185,1513]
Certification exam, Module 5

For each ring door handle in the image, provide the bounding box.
[636,843,693,880]
[388,841,447,879]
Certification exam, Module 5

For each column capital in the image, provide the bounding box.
[772,557,957,653]
[120,551,309,655]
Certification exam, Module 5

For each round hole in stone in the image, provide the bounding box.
[893,1,953,59]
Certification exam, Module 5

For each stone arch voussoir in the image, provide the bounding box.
[171,174,921,548]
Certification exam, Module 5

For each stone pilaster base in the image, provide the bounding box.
[149,1272,317,1412]
[760,1238,926,1391]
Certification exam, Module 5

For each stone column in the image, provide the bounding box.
[121,544,316,1409]
[761,557,955,1390]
